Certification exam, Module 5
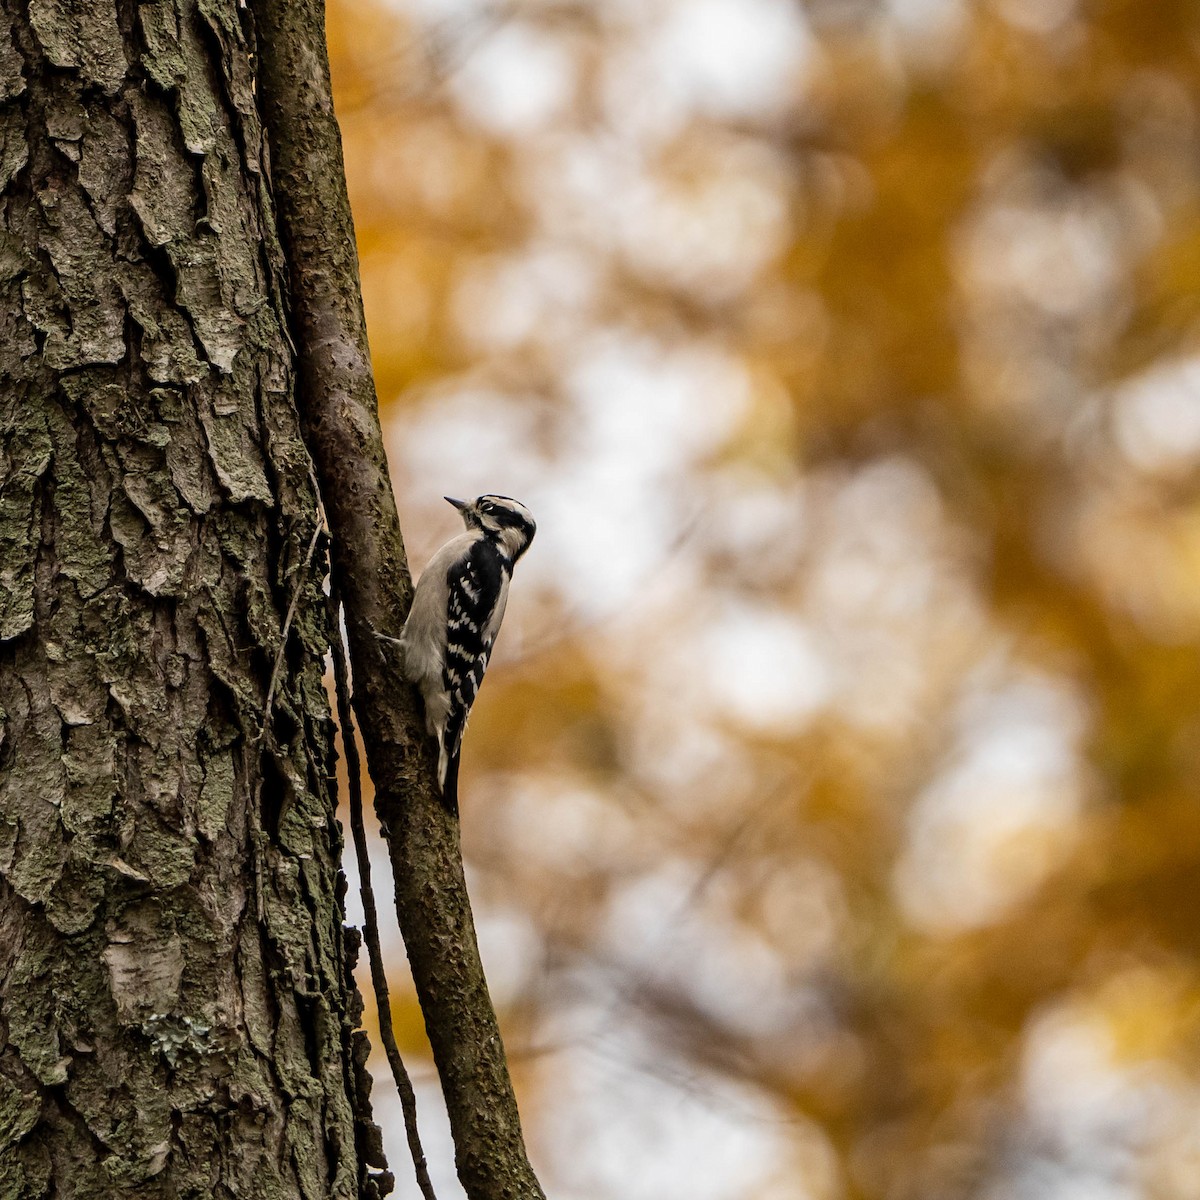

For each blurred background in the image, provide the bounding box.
[325,1,1200,1197]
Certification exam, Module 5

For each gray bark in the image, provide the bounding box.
[0,0,385,1196]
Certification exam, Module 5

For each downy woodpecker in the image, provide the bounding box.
[399,494,536,814]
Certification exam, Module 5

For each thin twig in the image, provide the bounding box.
[329,584,439,1200]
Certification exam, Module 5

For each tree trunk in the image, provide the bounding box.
[0,0,384,1196]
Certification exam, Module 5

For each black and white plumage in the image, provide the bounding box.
[400,494,536,814]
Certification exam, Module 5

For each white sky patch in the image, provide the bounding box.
[622,705,760,815]
[602,0,812,144]
[882,0,968,66]
[995,997,1179,1200]
[886,0,965,36]
[602,858,812,1040]
[385,0,487,23]
[474,904,543,1008]
[522,130,638,251]
[499,775,641,877]
[537,1019,819,1200]
[520,334,751,616]
[522,130,794,299]
[982,1163,1139,1200]
[621,145,793,298]
[809,461,947,618]
[387,386,546,501]
[798,457,988,733]
[450,23,576,137]
[1112,356,1200,475]
[564,333,750,474]
[959,198,1123,319]
[700,468,807,566]
[701,602,831,733]
[990,0,1079,35]
[815,457,946,597]
[1023,1006,1150,1153]
[384,386,555,587]
[533,479,678,618]
[666,0,810,118]
[453,242,600,351]
[894,669,1089,933]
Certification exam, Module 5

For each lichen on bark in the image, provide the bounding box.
[0,0,385,1195]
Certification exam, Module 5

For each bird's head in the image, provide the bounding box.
[445,494,537,563]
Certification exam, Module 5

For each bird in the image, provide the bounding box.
[398,494,536,815]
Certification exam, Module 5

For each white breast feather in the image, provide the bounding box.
[402,531,481,736]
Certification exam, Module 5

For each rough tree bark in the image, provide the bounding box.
[0,0,388,1196]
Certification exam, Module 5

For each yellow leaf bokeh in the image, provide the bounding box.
[330,2,1200,1197]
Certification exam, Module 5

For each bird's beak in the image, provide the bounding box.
[444,496,469,512]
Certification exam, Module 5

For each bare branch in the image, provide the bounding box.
[249,0,546,1194]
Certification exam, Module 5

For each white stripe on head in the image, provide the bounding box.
[475,495,536,561]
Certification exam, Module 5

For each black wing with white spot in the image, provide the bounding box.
[440,540,508,811]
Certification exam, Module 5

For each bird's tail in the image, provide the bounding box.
[437,715,465,817]
[440,750,461,817]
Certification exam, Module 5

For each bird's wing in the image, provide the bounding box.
[441,545,509,767]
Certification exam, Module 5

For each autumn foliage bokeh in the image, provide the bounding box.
[327,2,1200,1198]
